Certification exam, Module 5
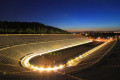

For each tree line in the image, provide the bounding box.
[0,21,70,34]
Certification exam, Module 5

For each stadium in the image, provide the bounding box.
[0,34,119,80]
[0,0,120,79]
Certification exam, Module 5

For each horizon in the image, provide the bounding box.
[66,27,120,32]
[0,21,120,32]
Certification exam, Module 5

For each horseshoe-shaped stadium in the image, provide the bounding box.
[0,34,118,80]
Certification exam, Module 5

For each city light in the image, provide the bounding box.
[88,37,114,42]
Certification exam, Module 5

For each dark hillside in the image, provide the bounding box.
[0,21,69,34]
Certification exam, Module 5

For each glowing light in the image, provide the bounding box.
[53,67,58,71]
[39,67,44,71]
[46,67,51,71]
[23,64,65,72]
[59,65,64,69]
[34,67,39,70]
[31,65,34,68]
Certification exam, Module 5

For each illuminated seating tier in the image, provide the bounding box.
[0,34,91,73]
[0,38,91,60]
[0,34,84,47]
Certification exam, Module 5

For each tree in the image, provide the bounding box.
[25,28,34,33]
[18,29,23,34]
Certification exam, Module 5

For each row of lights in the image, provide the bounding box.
[30,65,65,72]
[21,40,111,72]
[66,41,110,66]
[21,41,92,72]
[88,37,113,42]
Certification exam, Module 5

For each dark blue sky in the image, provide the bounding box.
[0,0,120,31]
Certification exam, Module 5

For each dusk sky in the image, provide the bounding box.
[0,0,120,31]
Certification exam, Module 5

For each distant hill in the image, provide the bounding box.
[0,21,69,34]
